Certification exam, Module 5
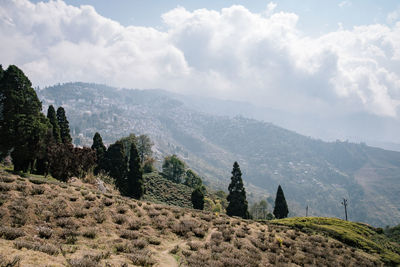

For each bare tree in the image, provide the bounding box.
[341,198,348,221]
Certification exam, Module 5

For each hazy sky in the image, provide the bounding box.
[1,0,400,142]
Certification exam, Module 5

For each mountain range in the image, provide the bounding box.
[37,82,400,226]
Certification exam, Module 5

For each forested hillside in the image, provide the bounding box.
[37,83,400,226]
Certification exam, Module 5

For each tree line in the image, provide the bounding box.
[0,65,145,199]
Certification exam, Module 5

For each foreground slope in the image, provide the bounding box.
[37,83,400,226]
[1,170,399,266]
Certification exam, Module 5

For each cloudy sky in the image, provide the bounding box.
[1,0,400,143]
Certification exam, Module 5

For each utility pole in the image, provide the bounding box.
[341,198,348,221]
[306,205,308,217]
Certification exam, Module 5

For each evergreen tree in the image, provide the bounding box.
[103,141,128,188]
[226,161,249,219]
[47,143,74,181]
[184,169,203,188]
[0,65,49,171]
[47,105,61,143]
[273,185,289,219]
[191,187,205,210]
[137,134,153,165]
[91,132,106,174]
[56,106,72,144]
[162,155,185,183]
[125,143,144,199]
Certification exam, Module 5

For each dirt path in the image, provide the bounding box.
[205,227,218,243]
[153,239,186,267]
[154,227,218,266]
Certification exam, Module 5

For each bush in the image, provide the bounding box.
[113,214,127,225]
[127,248,155,266]
[132,239,148,249]
[56,217,77,229]
[60,229,79,244]
[15,183,26,192]
[69,196,78,202]
[0,227,25,240]
[52,198,71,218]
[116,205,127,214]
[148,236,161,245]
[84,194,96,201]
[194,228,206,238]
[29,178,47,185]
[120,230,139,240]
[187,241,202,251]
[74,209,87,219]
[0,176,15,183]
[30,185,45,195]
[0,182,13,192]
[14,240,59,255]
[172,218,199,237]
[38,227,53,239]
[127,219,142,231]
[102,197,113,206]
[8,198,28,227]
[93,209,106,224]
[67,254,104,267]
[82,229,97,239]
[211,232,223,245]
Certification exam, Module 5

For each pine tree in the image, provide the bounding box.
[126,142,144,199]
[226,161,249,219]
[103,141,128,189]
[0,65,49,171]
[91,132,106,174]
[273,185,289,219]
[56,106,72,144]
[191,187,205,210]
[47,105,61,143]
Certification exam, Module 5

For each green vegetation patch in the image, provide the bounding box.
[272,217,400,265]
[143,172,193,208]
[386,224,400,244]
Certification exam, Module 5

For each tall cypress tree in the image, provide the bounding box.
[56,106,72,144]
[226,161,249,219]
[273,185,289,219]
[0,65,49,171]
[126,142,144,199]
[103,141,127,189]
[47,105,61,143]
[191,187,205,210]
[91,132,106,174]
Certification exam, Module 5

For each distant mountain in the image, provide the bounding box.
[37,82,400,226]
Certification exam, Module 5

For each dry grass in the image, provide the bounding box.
[0,169,395,266]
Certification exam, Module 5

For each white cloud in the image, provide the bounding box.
[266,2,277,15]
[387,9,400,24]
[338,1,352,8]
[1,0,400,118]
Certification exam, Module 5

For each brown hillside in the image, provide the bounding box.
[0,170,393,266]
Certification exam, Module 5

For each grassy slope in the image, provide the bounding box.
[142,172,192,209]
[272,217,400,265]
[0,169,399,266]
[386,224,400,244]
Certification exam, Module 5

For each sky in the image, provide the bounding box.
[1,0,400,143]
